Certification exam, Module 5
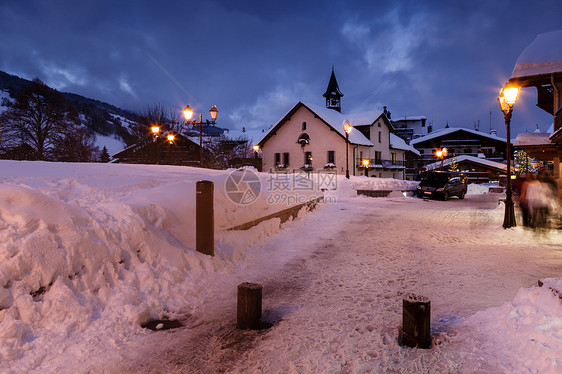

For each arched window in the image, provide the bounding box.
[297,133,310,146]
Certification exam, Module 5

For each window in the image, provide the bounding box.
[302,122,307,130]
[375,151,382,164]
[378,131,382,143]
[297,133,310,146]
[304,152,312,164]
[391,153,397,165]
[275,153,281,164]
[283,152,290,166]
[327,150,335,164]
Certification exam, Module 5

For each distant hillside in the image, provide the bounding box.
[0,70,140,145]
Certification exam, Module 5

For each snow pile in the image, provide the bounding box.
[349,176,419,191]
[456,284,562,372]
[467,183,495,195]
[0,161,320,367]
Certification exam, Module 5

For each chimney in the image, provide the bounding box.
[383,106,391,119]
[490,129,497,136]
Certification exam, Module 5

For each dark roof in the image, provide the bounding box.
[322,68,343,98]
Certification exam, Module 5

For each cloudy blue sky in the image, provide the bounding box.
[1,0,560,138]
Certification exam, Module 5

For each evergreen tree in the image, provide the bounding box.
[448,156,458,172]
[100,146,110,163]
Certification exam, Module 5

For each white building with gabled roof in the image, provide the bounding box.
[257,101,415,179]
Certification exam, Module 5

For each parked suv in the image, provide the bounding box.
[416,171,468,200]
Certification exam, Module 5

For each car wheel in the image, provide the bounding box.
[442,191,449,201]
[459,190,466,199]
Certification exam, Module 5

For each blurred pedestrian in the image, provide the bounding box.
[526,173,554,228]
[518,174,532,227]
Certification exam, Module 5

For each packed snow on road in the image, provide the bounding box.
[0,161,560,373]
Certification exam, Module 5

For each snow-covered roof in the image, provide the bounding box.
[514,132,553,147]
[257,102,375,147]
[424,155,507,172]
[410,127,507,146]
[223,127,265,145]
[390,133,420,156]
[511,30,562,79]
[392,116,427,122]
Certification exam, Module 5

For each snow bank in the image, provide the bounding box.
[0,161,320,368]
[457,284,562,372]
[350,175,419,191]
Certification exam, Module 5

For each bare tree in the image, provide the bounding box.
[0,79,83,160]
[126,104,181,146]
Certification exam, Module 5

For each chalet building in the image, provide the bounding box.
[410,127,509,177]
[391,112,430,144]
[423,155,509,184]
[112,134,201,166]
[257,70,419,179]
[508,30,562,197]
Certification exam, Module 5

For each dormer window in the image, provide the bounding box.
[297,133,310,146]
[302,122,307,130]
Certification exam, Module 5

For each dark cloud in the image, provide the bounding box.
[1,0,560,138]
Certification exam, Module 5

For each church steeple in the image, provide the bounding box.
[323,67,343,112]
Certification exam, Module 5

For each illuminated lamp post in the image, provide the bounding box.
[151,126,160,164]
[183,105,219,167]
[362,159,369,176]
[253,144,260,158]
[343,120,353,179]
[498,84,519,229]
[166,133,175,164]
[435,147,448,170]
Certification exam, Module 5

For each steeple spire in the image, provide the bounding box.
[323,67,343,112]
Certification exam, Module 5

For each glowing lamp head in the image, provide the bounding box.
[362,159,369,167]
[343,119,352,135]
[209,105,218,121]
[436,150,443,158]
[167,134,175,142]
[442,147,448,157]
[151,126,160,134]
[253,145,260,152]
[498,85,519,112]
[183,105,193,121]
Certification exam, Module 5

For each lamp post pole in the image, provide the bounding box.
[346,133,350,179]
[183,105,218,167]
[151,126,160,164]
[498,85,519,229]
[503,109,515,228]
[343,120,352,179]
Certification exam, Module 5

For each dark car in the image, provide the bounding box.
[416,171,468,200]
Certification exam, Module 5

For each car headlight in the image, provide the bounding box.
[436,188,444,192]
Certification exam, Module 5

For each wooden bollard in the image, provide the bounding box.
[398,293,431,348]
[196,180,214,256]
[237,282,262,330]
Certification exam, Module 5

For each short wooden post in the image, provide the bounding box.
[237,282,262,330]
[196,180,214,256]
[398,293,431,348]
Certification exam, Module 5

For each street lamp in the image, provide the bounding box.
[183,105,219,167]
[151,126,160,164]
[498,84,519,229]
[362,158,369,176]
[343,119,353,179]
[436,147,448,170]
[252,145,260,158]
[166,133,175,164]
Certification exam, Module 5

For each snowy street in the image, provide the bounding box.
[103,194,561,373]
